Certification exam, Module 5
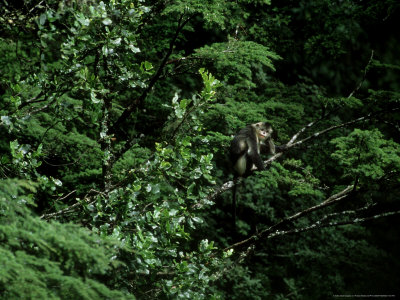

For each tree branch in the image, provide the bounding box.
[290,106,400,148]
[224,185,354,251]
[277,49,375,148]
[347,50,374,99]
[268,209,400,239]
[40,189,101,220]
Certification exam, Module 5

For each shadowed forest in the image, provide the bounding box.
[1,0,400,299]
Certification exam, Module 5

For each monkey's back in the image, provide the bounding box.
[230,126,257,176]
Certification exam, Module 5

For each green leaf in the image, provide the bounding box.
[102,18,112,25]
[39,13,46,26]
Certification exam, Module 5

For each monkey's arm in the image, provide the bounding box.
[248,139,266,171]
[275,144,288,152]
[260,138,276,155]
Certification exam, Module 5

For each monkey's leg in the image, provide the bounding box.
[250,152,265,171]
[248,139,266,171]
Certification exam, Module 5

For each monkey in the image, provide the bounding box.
[230,122,275,177]
[229,122,276,230]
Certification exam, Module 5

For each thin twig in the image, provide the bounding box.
[347,50,374,99]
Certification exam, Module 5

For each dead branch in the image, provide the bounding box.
[268,209,400,239]
[224,185,354,251]
[40,189,102,220]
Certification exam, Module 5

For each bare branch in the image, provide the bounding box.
[40,189,102,220]
[287,120,318,146]
[269,209,400,239]
[192,179,237,209]
[290,106,400,148]
[277,49,375,149]
[56,189,76,202]
[291,114,372,148]
[224,185,354,251]
[316,203,376,225]
[226,202,400,253]
[40,200,85,220]
[347,50,374,99]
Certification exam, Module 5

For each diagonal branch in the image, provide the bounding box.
[40,189,102,220]
[290,106,400,148]
[280,49,376,148]
[224,185,354,251]
[267,209,400,239]
[347,50,374,99]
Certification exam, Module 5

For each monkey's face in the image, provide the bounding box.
[254,122,273,141]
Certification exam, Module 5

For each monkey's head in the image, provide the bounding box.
[253,122,273,141]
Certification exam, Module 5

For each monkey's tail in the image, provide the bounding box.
[232,178,238,232]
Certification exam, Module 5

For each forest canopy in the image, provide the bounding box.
[1,0,399,299]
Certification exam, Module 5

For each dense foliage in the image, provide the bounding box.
[1,0,399,298]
